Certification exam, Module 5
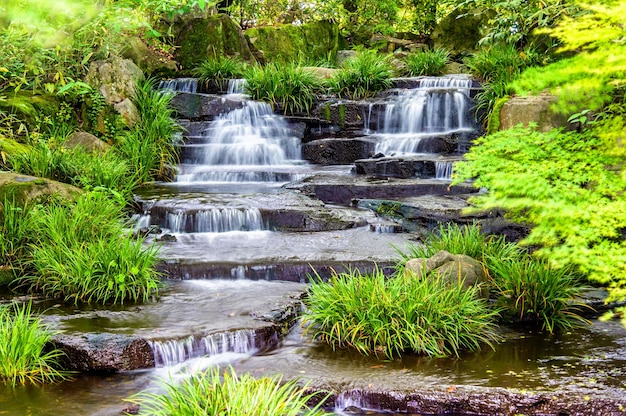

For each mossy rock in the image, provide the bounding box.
[0,137,28,159]
[431,9,494,56]
[0,172,82,211]
[175,14,255,71]
[121,36,178,79]
[245,20,340,64]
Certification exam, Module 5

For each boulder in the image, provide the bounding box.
[404,250,489,298]
[170,92,245,120]
[0,172,81,209]
[51,333,154,373]
[499,94,570,132]
[303,138,377,165]
[121,36,178,78]
[85,56,144,106]
[431,9,493,55]
[63,131,111,153]
[336,50,358,66]
[175,14,255,70]
[245,20,340,64]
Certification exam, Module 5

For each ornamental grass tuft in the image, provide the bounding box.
[128,366,326,416]
[302,267,500,358]
[328,50,393,100]
[403,47,450,76]
[0,301,68,386]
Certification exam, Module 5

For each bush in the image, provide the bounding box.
[403,48,450,77]
[0,301,68,386]
[302,267,499,358]
[397,223,588,333]
[23,190,161,305]
[129,366,325,416]
[244,62,322,115]
[0,197,35,286]
[328,50,393,100]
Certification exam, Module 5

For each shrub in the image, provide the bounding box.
[24,191,161,305]
[244,62,322,115]
[0,198,34,286]
[129,366,325,416]
[328,50,393,100]
[403,48,450,77]
[302,267,499,358]
[397,223,588,333]
[0,301,68,386]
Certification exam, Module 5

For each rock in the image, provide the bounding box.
[0,172,81,209]
[431,8,493,55]
[175,14,255,70]
[245,20,340,64]
[499,94,570,132]
[302,138,377,165]
[405,250,489,298]
[121,36,178,78]
[85,56,144,106]
[336,50,358,66]
[170,93,245,120]
[301,66,339,80]
[51,333,154,373]
[113,98,140,127]
[63,131,110,153]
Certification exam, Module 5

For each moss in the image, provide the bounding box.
[176,14,255,71]
[245,20,340,63]
[338,104,346,127]
[322,103,331,121]
[0,172,81,210]
[487,96,510,135]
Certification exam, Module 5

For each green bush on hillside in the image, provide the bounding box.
[328,50,393,100]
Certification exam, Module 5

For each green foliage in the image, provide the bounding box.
[244,62,322,115]
[396,223,588,332]
[129,366,325,416]
[0,301,68,386]
[454,123,626,303]
[302,266,499,358]
[328,50,393,100]
[120,78,181,183]
[402,47,450,76]
[193,56,247,83]
[488,256,588,333]
[456,0,579,46]
[23,190,161,305]
[0,198,33,285]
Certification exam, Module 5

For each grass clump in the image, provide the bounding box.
[119,77,181,184]
[397,223,588,333]
[0,301,68,386]
[328,50,393,100]
[193,56,247,83]
[245,62,322,115]
[403,47,450,76]
[23,190,161,305]
[129,366,325,416]
[302,267,499,358]
[0,198,34,286]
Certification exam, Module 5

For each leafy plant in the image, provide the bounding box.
[244,62,322,115]
[0,197,34,285]
[24,191,161,305]
[403,47,450,76]
[0,301,68,386]
[193,56,247,83]
[120,77,181,183]
[302,266,499,358]
[328,50,393,100]
[128,366,326,416]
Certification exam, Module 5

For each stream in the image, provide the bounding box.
[1,76,625,415]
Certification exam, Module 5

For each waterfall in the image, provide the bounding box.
[435,161,454,180]
[163,208,264,233]
[227,78,247,95]
[371,75,476,155]
[158,78,198,93]
[149,329,257,367]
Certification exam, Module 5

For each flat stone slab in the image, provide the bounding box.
[285,173,478,205]
[354,154,463,179]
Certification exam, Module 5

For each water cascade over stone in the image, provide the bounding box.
[368,75,476,155]
[158,78,198,93]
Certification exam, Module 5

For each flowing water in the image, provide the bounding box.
[2,77,625,415]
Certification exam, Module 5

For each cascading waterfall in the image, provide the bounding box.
[177,100,304,183]
[369,75,476,155]
[435,161,454,180]
[164,208,264,233]
[158,78,198,93]
[227,78,247,95]
[149,329,257,367]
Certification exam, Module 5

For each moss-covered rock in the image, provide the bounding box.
[175,14,255,71]
[431,9,493,56]
[245,20,340,64]
[121,36,178,79]
[0,172,81,210]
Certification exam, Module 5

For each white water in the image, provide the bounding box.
[367,75,476,155]
[435,161,454,180]
[158,78,198,93]
[163,208,264,233]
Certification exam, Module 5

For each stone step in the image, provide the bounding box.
[354,154,463,179]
